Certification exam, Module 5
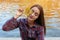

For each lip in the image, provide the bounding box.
[29,15,34,19]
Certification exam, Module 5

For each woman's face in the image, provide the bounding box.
[28,7,40,21]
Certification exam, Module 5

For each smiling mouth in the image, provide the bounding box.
[29,16,34,19]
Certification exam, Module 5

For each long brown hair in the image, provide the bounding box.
[30,4,46,35]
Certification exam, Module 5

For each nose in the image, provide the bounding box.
[31,13,34,16]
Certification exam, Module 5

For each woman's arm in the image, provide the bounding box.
[36,27,44,40]
[2,17,19,31]
[2,8,24,31]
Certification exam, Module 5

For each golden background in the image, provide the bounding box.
[0,0,60,28]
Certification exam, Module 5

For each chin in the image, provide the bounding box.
[28,17,34,21]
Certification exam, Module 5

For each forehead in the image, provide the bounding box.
[31,7,40,12]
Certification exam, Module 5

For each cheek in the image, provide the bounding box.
[34,16,38,20]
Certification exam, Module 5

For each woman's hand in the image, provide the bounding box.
[14,8,24,19]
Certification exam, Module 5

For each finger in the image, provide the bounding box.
[18,9,24,12]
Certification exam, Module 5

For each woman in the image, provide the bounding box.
[2,4,46,40]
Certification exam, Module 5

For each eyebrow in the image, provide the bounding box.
[31,9,38,13]
[32,9,38,13]
[31,9,34,12]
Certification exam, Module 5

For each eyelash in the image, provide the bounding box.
[32,10,34,13]
[35,13,38,16]
[32,10,38,16]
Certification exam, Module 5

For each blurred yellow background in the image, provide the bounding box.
[0,0,60,28]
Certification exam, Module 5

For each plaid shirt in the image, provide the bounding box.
[2,17,44,40]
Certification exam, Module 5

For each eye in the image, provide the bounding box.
[31,10,34,13]
[35,12,39,16]
[29,10,33,14]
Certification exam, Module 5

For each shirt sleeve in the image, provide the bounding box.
[2,17,20,31]
[36,27,44,40]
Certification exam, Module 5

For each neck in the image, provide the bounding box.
[28,20,34,25]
